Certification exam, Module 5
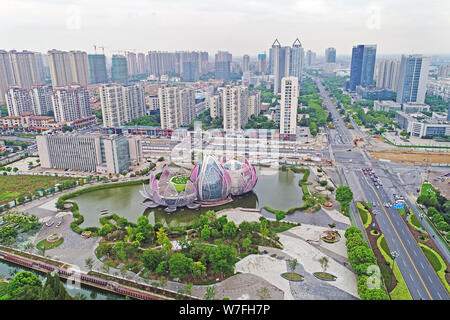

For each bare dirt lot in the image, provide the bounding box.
[369,149,450,165]
[428,171,450,199]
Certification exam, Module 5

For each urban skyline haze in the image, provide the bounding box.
[1,0,449,56]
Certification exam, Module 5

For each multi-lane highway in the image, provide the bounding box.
[315,78,449,300]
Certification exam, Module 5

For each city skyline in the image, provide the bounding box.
[1,0,449,56]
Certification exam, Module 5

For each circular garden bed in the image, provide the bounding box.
[37,235,64,251]
[370,229,380,236]
[321,230,341,243]
[281,272,304,282]
[418,235,430,242]
[313,272,337,281]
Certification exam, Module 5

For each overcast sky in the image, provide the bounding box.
[1,0,449,57]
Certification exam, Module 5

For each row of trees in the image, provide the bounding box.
[417,184,450,234]
[344,227,388,300]
[1,271,72,300]
[298,77,327,137]
[335,185,354,215]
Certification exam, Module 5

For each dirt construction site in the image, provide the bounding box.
[369,149,450,165]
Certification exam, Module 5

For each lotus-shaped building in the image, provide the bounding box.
[190,155,232,202]
[140,155,258,210]
[222,157,258,196]
[139,166,198,211]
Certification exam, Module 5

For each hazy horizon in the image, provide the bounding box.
[1,0,449,56]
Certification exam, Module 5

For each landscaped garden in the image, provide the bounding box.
[169,175,190,192]
[91,210,297,285]
[0,211,41,245]
[36,234,64,251]
[321,230,341,243]
[357,202,412,300]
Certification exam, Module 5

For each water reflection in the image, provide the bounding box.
[73,167,303,228]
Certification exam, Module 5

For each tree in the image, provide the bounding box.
[288,259,298,271]
[319,256,329,272]
[169,253,193,280]
[239,221,253,236]
[85,258,94,270]
[13,167,18,173]
[156,261,168,275]
[156,227,172,253]
[201,225,211,240]
[222,221,237,238]
[191,261,206,279]
[208,244,238,277]
[346,233,368,251]
[436,220,449,232]
[141,249,163,272]
[431,213,444,224]
[348,246,376,274]
[99,223,115,237]
[345,226,362,238]
[242,237,252,251]
[41,273,72,300]
[336,185,353,213]
[7,271,42,300]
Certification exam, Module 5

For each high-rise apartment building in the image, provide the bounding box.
[280,77,299,135]
[306,50,316,67]
[30,85,53,115]
[182,61,199,82]
[99,83,146,128]
[5,85,53,116]
[127,52,138,76]
[5,87,33,116]
[209,94,223,119]
[325,48,336,63]
[199,52,209,75]
[69,51,89,86]
[52,85,91,123]
[147,51,177,76]
[48,50,73,87]
[376,59,399,91]
[0,50,15,104]
[159,85,196,129]
[269,39,289,94]
[48,50,89,87]
[88,54,108,84]
[37,133,142,174]
[137,53,147,74]
[222,85,248,131]
[396,54,430,104]
[257,53,267,74]
[9,50,40,89]
[111,55,128,84]
[289,39,305,82]
[243,55,250,72]
[215,51,232,81]
[349,44,377,91]
[248,91,261,117]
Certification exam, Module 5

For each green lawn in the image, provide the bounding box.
[418,243,450,293]
[377,235,412,300]
[357,202,372,228]
[0,175,77,205]
[36,238,64,250]
[408,211,428,234]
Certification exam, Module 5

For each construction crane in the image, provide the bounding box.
[93,45,108,55]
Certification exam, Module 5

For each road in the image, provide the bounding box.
[315,78,449,300]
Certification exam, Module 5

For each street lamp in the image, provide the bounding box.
[391,251,399,270]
